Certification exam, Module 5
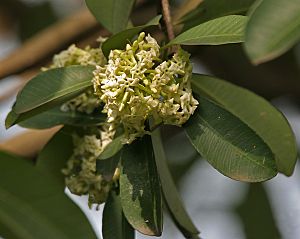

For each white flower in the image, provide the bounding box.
[93,32,198,143]
[49,44,106,68]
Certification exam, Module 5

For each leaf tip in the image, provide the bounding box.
[5,110,18,129]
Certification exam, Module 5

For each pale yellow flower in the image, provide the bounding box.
[93,32,198,143]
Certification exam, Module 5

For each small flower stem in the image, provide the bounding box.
[161,0,175,41]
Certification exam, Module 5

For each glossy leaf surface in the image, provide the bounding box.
[191,74,297,176]
[185,96,277,182]
[168,15,247,46]
[19,106,105,129]
[120,136,162,236]
[14,66,94,114]
[151,129,200,239]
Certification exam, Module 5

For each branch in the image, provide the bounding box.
[161,0,175,41]
[0,8,102,80]
[0,0,150,81]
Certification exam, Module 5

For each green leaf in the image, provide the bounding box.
[185,96,277,182]
[6,66,95,129]
[98,134,125,160]
[191,74,297,176]
[97,151,121,181]
[19,106,106,129]
[0,151,97,239]
[85,0,135,34]
[102,15,162,57]
[168,15,248,46]
[36,129,73,187]
[5,109,20,129]
[102,190,135,239]
[0,221,19,239]
[244,0,300,64]
[151,129,200,239]
[14,66,94,114]
[181,0,254,28]
[119,136,162,236]
[237,183,282,239]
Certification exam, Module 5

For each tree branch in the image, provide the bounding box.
[161,0,175,41]
[0,8,103,80]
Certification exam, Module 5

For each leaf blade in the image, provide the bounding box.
[14,65,94,114]
[19,106,106,129]
[98,134,125,160]
[0,151,97,239]
[185,96,277,182]
[245,0,300,64]
[119,136,162,236]
[102,190,135,239]
[151,129,200,238]
[191,74,297,176]
[85,0,135,34]
[36,129,73,187]
[168,15,248,46]
[102,15,161,57]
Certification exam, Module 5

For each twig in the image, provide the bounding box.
[161,0,175,41]
[0,0,150,81]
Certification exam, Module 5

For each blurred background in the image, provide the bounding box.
[0,0,300,238]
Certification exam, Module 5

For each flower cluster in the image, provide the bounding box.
[47,44,115,205]
[93,32,198,143]
[62,126,116,206]
[47,32,198,207]
[48,44,107,114]
[49,44,106,68]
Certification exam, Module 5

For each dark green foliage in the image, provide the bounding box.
[0,151,97,239]
[185,96,277,182]
[85,0,135,34]
[191,74,297,176]
[1,0,300,238]
[119,136,163,236]
[102,190,135,239]
[237,184,282,239]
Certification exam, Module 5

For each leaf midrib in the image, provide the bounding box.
[17,81,91,113]
[196,113,274,171]
[175,33,244,43]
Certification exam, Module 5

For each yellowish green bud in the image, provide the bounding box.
[62,126,115,206]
